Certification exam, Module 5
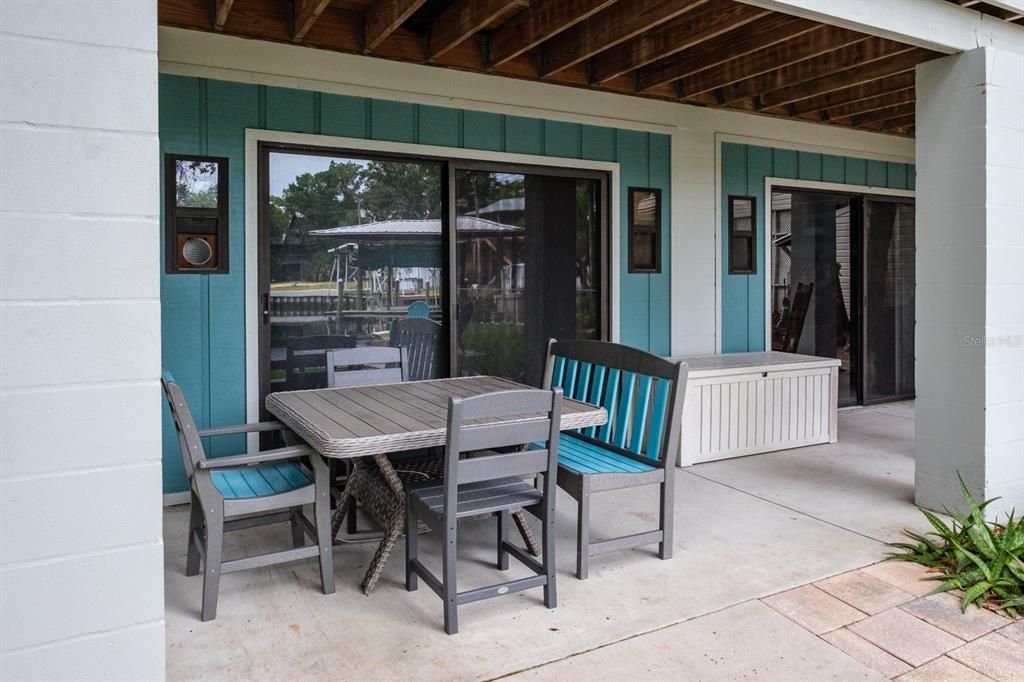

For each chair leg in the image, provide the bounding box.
[442,517,458,635]
[658,479,674,560]
[576,484,591,581]
[186,490,202,577]
[290,507,305,548]
[542,503,557,609]
[201,509,223,622]
[496,510,510,570]
[405,495,418,592]
[312,454,336,595]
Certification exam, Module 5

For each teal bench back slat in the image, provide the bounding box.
[584,364,606,438]
[629,374,653,453]
[576,362,592,402]
[597,367,620,442]
[551,355,675,463]
[612,371,636,449]
[646,379,671,460]
[564,359,579,397]
[552,356,566,387]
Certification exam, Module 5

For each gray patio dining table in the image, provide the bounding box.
[265,375,607,592]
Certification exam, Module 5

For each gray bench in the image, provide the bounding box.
[542,340,688,578]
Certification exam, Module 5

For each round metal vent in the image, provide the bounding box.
[182,237,213,266]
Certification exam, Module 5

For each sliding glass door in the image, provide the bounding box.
[863,198,915,403]
[257,145,609,409]
[453,165,606,387]
[770,188,914,406]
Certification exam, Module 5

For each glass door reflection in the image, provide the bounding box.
[454,168,604,386]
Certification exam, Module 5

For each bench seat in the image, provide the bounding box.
[557,434,655,474]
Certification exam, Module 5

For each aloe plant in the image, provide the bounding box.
[889,474,1024,617]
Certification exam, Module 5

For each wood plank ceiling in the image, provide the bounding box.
[161,0,946,137]
[947,0,1024,25]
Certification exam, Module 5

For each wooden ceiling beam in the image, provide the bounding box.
[589,0,767,85]
[428,0,529,60]
[212,0,234,31]
[538,0,708,77]
[824,87,915,121]
[880,113,916,130]
[292,0,333,43]
[635,13,814,92]
[851,101,915,125]
[714,39,914,107]
[676,24,866,98]
[756,47,931,110]
[364,0,430,53]
[486,0,616,69]
[784,71,916,117]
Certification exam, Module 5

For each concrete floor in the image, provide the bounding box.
[165,402,930,681]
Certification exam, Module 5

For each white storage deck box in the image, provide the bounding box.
[668,352,841,466]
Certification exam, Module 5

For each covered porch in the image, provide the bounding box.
[164,402,972,680]
[2,0,1022,680]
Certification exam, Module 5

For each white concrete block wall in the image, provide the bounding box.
[915,46,1024,519]
[0,1,165,680]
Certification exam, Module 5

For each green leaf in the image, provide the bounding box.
[920,509,956,540]
[961,582,991,611]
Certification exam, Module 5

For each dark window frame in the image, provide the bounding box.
[627,186,662,274]
[727,194,757,275]
[164,153,230,274]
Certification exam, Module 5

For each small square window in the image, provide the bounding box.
[165,154,229,274]
[728,195,756,275]
[628,187,661,273]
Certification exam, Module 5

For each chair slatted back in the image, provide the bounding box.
[287,334,357,390]
[326,346,407,388]
[444,389,562,504]
[391,317,444,381]
[406,300,431,319]
[544,340,687,465]
[161,371,207,480]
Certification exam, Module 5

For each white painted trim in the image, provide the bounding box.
[760,176,916,350]
[243,129,621,429]
[714,139,723,353]
[158,29,679,134]
[716,132,915,165]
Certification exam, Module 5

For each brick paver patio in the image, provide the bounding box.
[761,561,1024,681]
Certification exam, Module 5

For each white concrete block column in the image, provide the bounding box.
[0,1,164,679]
[915,46,1024,518]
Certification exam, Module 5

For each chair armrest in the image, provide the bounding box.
[196,445,316,470]
[197,421,287,438]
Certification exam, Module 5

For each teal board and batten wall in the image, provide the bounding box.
[720,142,916,353]
[159,74,671,494]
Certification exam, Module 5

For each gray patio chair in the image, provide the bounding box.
[286,334,356,390]
[405,387,562,635]
[161,371,334,621]
[390,317,444,381]
[325,345,407,387]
